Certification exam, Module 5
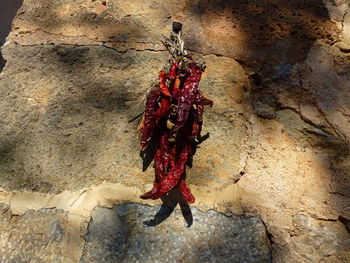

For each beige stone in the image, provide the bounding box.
[238,111,350,262]
[343,7,350,43]
[0,44,246,197]
[8,0,339,61]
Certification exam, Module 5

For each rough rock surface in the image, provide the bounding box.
[324,0,350,44]
[1,0,350,263]
[80,204,270,263]
[8,0,340,61]
[0,204,67,263]
[0,44,246,194]
[237,113,350,262]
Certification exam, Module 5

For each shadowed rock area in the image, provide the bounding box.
[80,204,271,263]
[7,0,340,61]
[0,0,23,45]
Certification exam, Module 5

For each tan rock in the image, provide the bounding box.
[8,0,339,61]
[238,111,350,262]
[0,44,246,198]
[343,8,350,43]
[302,41,350,141]
[324,0,349,27]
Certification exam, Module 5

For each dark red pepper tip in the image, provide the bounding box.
[187,198,195,204]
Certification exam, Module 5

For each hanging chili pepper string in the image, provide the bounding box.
[139,22,213,204]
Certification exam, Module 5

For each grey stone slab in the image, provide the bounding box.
[80,204,271,263]
[0,204,68,263]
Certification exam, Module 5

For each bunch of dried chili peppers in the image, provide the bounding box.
[138,22,213,204]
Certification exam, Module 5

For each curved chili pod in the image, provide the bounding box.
[154,97,171,120]
[175,65,204,130]
[159,70,171,97]
[140,87,160,150]
[168,63,178,81]
[140,134,169,199]
[142,143,190,200]
[159,144,189,194]
[179,179,195,204]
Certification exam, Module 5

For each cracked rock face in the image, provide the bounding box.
[290,214,350,262]
[8,0,340,60]
[324,0,350,43]
[80,204,271,263]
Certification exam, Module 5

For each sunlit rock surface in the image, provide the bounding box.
[0,44,246,194]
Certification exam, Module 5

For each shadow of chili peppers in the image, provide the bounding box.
[140,135,159,172]
[143,188,193,227]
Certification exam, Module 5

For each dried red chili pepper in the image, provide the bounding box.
[139,23,213,204]
[140,87,160,151]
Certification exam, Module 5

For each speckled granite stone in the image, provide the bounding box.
[0,204,67,263]
[80,204,271,263]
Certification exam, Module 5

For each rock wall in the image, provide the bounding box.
[0,0,350,262]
